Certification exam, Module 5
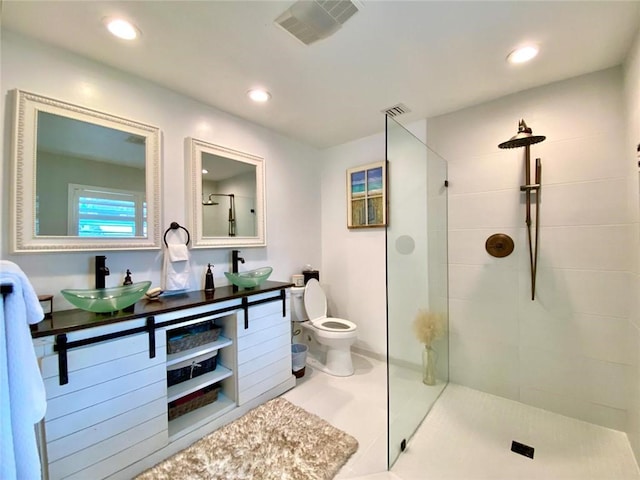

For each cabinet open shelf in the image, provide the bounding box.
[167,365,232,403]
[166,336,232,367]
[168,392,235,439]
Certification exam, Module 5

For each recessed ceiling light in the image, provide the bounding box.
[104,18,139,40]
[247,89,271,103]
[202,169,209,174]
[507,45,539,64]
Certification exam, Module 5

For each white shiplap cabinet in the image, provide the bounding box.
[34,290,295,480]
[37,319,168,480]
[236,292,293,405]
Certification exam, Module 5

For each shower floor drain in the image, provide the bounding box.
[511,440,535,459]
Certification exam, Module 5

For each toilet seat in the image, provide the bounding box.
[312,316,357,332]
[304,279,357,332]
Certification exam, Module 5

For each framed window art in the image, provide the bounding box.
[346,161,387,228]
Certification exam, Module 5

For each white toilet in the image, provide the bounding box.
[290,278,357,377]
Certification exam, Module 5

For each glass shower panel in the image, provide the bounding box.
[386,116,448,468]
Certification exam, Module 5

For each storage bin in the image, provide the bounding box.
[167,351,218,387]
[168,384,221,421]
[167,322,221,354]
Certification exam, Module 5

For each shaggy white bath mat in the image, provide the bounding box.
[135,397,358,480]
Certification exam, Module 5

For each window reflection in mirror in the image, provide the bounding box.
[36,111,146,237]
[10,89,161,252]
[186,137,266,248]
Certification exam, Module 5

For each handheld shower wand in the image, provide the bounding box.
[499,119,546,301]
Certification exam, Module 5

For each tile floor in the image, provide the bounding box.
[283,353,389,478]
[283,353,640,480]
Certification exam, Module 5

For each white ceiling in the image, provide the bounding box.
[3,1,640,148]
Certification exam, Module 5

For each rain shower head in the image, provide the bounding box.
[498,119,546,149]
[202,193,220,206]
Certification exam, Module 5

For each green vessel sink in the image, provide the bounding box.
[61,281,152,313]
[224,267,273,289]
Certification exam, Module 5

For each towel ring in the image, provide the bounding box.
[163,222,190,247]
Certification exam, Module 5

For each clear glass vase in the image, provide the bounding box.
[422,345,437,385]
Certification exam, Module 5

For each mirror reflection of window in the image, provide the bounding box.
[35,111,146,237]
[68,184,146,237]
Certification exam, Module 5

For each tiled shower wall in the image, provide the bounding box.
[427,67,634,432]
[624,28,640,462]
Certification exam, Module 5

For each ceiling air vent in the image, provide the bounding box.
[275,0,360,46]
[382,103,411,117]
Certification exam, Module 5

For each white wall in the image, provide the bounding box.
[1,32,322,311]
[319,131,386,354]
[428,67,632,431]
[623,26,640,463]
[320,120,426,356]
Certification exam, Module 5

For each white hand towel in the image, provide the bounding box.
[167,244,189,262]
[0,260,47,480]
[162,244,191,292]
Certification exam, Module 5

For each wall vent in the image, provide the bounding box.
[382,103,411,117]
[511,440,535,459]
[125,134,145,145]
[275,0,360,46]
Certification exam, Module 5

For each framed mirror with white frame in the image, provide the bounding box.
[10,89,162,252]
[186,137,266,248]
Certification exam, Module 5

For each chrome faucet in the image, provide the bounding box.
[95,255,110,289]
[232,250,245,274]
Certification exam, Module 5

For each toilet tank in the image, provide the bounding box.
[290,286,308,322]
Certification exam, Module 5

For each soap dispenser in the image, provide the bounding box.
[122,269,135,312]
[205,263,215,293]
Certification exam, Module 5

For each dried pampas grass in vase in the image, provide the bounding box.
[412,310,445,348]
[412,309,446,385]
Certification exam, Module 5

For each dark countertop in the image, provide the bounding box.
[32,280,293,338]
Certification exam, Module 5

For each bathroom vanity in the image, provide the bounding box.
[31,281,295,480]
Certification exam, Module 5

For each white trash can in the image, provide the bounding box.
[291,343,308,378]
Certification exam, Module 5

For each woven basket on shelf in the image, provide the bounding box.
[168,386,221,421]
[167,325,221,354]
